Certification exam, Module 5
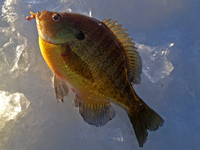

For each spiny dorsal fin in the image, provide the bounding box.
[103,18,142,84]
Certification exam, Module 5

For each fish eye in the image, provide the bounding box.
[52,13,62,22]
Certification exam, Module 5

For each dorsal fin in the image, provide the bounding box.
[103,18,142,84]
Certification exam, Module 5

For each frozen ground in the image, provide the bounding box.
[0,0,199,150]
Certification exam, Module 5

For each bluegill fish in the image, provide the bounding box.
[27,10,164,147]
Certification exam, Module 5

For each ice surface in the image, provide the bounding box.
[0,91,29,131]
[0,0,200,150]
[137,43,174,83]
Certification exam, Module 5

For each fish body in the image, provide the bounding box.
[27,11,164,147]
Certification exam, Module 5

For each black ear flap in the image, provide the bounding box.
[76,30,85,40]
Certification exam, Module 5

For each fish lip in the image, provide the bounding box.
[35,12,41,28]
[35,10,53,44]
[35,11,41,20]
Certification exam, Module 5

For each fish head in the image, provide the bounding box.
[28,10,82,44]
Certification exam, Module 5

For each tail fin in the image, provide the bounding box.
[128,99,164,147]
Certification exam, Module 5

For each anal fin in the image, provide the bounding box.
[54,73,70,102]
[73,95,116,127]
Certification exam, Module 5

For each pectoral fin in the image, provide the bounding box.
[62,45,94,82]
[54,73,70,102]
[73,95,116,127]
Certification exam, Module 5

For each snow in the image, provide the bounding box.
[0,0,199,149]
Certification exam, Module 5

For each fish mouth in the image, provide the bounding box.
[27,10,52,42]
[27,11,43,37]
[26,10,50,23]
[27,10,61,44]
[35,11,41,20]
[26,11,41,21]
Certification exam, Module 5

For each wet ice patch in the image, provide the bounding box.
[0,91,30,131]
[137,43,174,83]
[0,0,28,73]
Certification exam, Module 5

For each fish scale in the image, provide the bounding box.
[27,10,164,147]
